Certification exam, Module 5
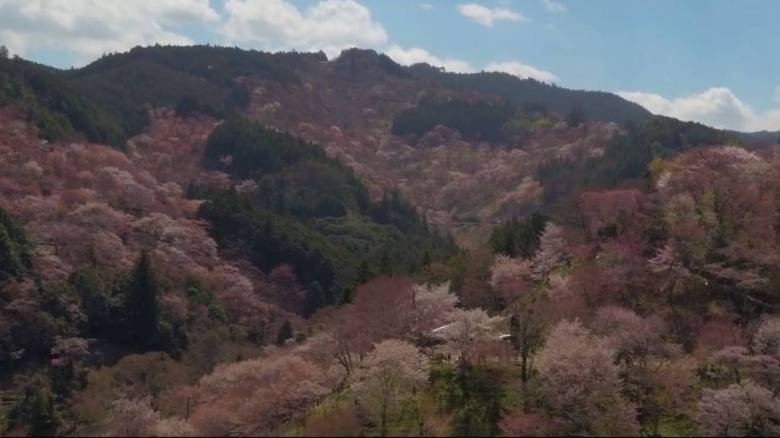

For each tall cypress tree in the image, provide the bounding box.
[379,250,393,276]
[0,208,30,282]
[125,251,159,349]
[356,259,373,285]
[302,281,325,318]
[29,386,59,436]
[275,320,294,346]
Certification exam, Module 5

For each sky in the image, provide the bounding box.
[1,0,779,132]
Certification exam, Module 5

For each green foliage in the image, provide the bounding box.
[355,259,374,286]
[0,45,302,146]
[488,212,548,258]
[196,118,456,315]
[69,255,188,353]
[205,116,327,177]
[442,361,507,436]
[333,48,411,78]
[566,105,587,127]
[29,386,59,436]
[202,118,375,219]
[303,282,327,318]
[124,252,160,349]
[184,276,214,307]
[69,268,124,336]
[0,208,30,283]
[0,57,125,147]
[502,112,556,142]
[64,45,299,136]
[408,64,652,125]
[538,116,738,201]
[392,97,517,143]
[7,383,61,437]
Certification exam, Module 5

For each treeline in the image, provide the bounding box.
[0,45,306,148]
[488,212,549,258]
[63,45,303,136]
[0,57,125,147]
[0,208,31,282]
[196,117,456,312]
[537,116,738,202]
[392,97,517,143]
[408,63,652,125]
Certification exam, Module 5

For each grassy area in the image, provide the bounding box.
[650,415,698,437]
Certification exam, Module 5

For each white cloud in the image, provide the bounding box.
[420,3,434,10]
[484,61,558,82]
[385,45,474,73]
[617,87,780,131]
[0,0,219,65]
[457,3,527,27]
[221,0,388,59]
[542,0,567,12]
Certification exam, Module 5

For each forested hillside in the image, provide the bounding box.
[1,44,779,437]
[196,117,455,309]
[408,63,654,125]
[0,57,125,147]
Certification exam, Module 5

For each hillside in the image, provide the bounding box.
[408,63,654,125]
[1,45,780,437]
[1,47,733,245]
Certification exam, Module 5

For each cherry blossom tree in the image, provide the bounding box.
[591,306,679,367]
[350,339,429,437]
[753,316,780,356]
[409,282,458,336]
[532,223,568,281]
[433,308,505,358]
[536,319,638,435]
[489,255,532,306]
[697,381,780,437]
[193,353,335,435]
[108,397,160,436]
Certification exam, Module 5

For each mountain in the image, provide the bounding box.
[732,128,780,146]
[1,45,780,437]
[0,56,125,147]
[0,46,755,245]
[408,62,654,125]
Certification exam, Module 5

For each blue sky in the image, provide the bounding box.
[2,0,779,131]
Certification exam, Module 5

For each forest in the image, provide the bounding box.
[0,44,779,437]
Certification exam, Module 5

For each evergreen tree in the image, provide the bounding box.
[125,251,160,349]
[275,320,294,346]
[0,208,30,282]
[488,213,548,258]
[449,360,504,436]
[356,259,373,285]
[510,310,545,387]
[302,281,325,318]
[379,250,393,276]
[488,224,513,256]
[29,387,59,436]
[0,225,25,282]
[0,45,8,59]
[566,104,586,127]
[421,250,432,268]
[339,286,354,305]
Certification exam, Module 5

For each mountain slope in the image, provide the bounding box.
[408,63,654,125]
